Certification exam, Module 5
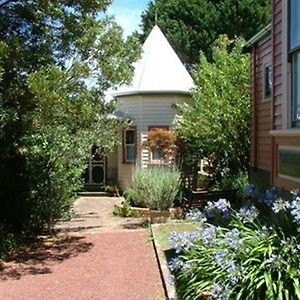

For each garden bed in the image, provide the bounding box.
[114,199,184,221]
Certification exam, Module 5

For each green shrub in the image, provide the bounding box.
[169,187,300,299]
[113,199,134,217]
[126,167,182,211]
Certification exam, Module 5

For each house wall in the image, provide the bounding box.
[106,150,118,183]
[272,0,283,131]
[250,33,273,187]
[115,93,190,190]
[271,0,300,189]
[251,0,300,190]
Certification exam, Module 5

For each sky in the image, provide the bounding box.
[107,0,151,36]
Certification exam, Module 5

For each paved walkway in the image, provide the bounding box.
[0,197,165,300]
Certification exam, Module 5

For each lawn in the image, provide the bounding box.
[151,221,197,299]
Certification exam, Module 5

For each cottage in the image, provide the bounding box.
[87,25,194,190]
[246,0,300,190]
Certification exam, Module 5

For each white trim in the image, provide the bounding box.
[245,23,272,48]
[278,173,300,183]
[269,129,300,136]
[277,146,300,182]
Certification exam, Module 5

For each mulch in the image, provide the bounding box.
[0,230,165,300]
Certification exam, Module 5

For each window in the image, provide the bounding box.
[292,52,300,125]
[123,128,136,163]
[151,149,163,162]
[289,0,300,127]
[147,126,170,164]
[263,63,272,100]
[289,0,300,51]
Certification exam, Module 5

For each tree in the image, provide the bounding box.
[140,0,271,66]
[177,35,250,186]
[0,1,140,234]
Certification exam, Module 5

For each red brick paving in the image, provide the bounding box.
[0,230,165,300]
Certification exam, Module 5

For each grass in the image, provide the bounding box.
[152,221,197,260]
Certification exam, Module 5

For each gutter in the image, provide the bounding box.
[244,23,272,50]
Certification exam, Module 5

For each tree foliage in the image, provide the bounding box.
[140,0,271,66]
[0,0,140,234]
[177,36,250,184]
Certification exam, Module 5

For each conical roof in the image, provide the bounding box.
[113,25,194,96]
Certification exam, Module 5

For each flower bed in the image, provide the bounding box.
[168,186,300,299]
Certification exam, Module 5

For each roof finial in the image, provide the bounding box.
[155,10,158,25]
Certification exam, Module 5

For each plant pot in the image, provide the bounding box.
[150,210,170,224]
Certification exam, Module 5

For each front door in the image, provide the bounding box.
[84,146,106,186]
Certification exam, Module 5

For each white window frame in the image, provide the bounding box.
[123,128,136,163]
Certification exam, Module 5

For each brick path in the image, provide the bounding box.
[0,197,165,300]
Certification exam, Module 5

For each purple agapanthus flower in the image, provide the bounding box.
[244,184,258,198]
[168,257,182,272]
[186,209,207,224]
[200,226,218,244]
[271,198,290,213]
[260,186,281,206]
[211,282,230,300]
[290,197,300,222]
[236,206,259,223]
[214,249,229,267]
[224,229,243,249]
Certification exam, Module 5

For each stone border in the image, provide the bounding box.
[151,224,177,300]
[114,200,184,220]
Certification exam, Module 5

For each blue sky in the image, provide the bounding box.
[107,0,151,36]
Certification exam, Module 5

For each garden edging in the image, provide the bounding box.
[151,224,177,300]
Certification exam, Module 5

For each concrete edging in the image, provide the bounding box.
[150,224,177,300]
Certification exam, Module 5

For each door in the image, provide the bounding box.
[84,146,106,186]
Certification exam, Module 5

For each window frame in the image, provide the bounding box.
[262,62,272,101]
[122,126,137,163]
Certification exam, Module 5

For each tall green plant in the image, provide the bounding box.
[177,35,250,185]
[141,0,271,66]
[0,0,141,234]
[127,167,182,211]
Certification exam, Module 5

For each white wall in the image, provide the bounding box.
[115,93,190,189]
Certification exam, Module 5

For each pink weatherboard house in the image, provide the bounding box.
[246,0,300,190]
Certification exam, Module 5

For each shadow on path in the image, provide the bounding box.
[0,234,93,281]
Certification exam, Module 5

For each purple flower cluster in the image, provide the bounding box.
[214,249,229,267]
[244,184,258,198]
[290,196,300,222]
[224,228,243,250]
[236,206,259,223]
[225,260,245,286]
[200,225,218,244]
[271,198,290,213]
[259,186,281,206]
[168,257,182,272]
[211,283,230,300]
[205,199,231,219]
[186,208,207,224]
[169,230,201,253]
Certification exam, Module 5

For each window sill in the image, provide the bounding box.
[269,129,300,137]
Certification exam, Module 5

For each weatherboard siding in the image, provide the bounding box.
[251,34,273,173]
[116,94,189,189]
[272,0,283,130]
